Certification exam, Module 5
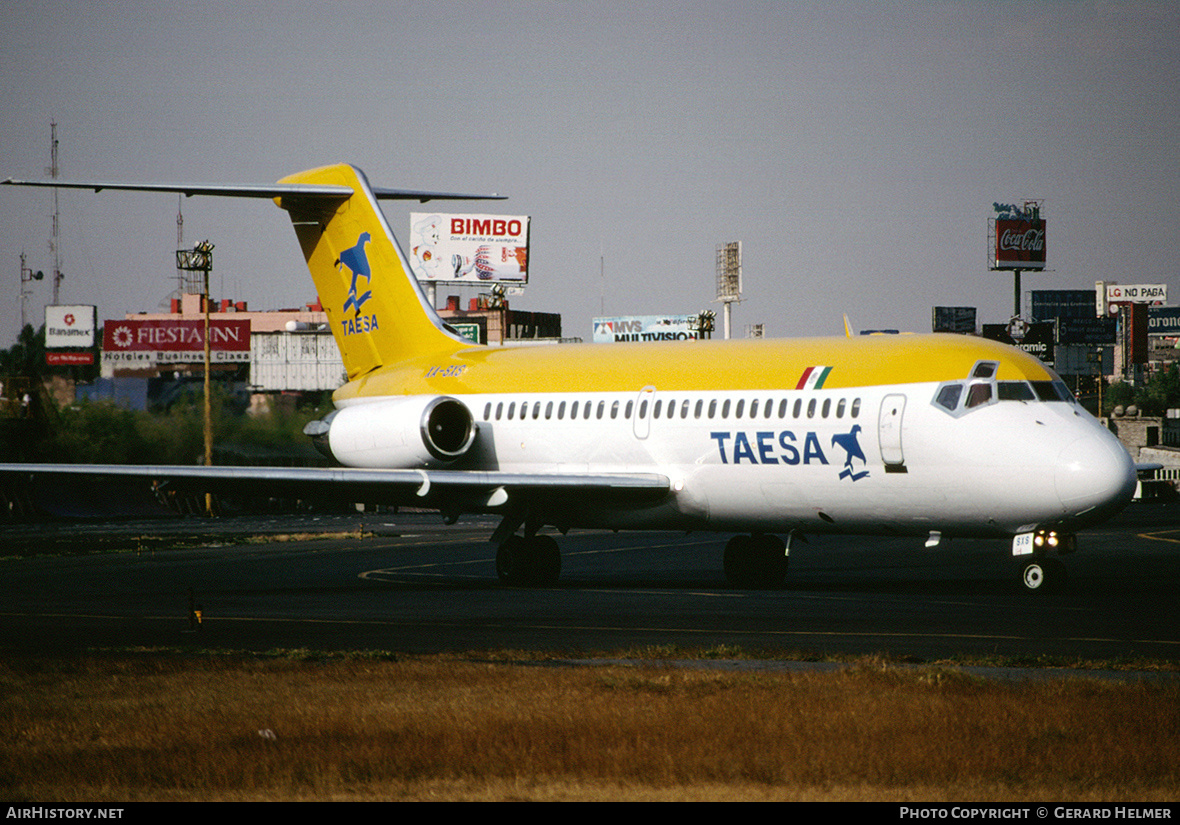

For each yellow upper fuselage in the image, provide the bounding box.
[333,332,1056,403]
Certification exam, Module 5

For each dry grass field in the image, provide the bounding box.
[1,650,1177,802]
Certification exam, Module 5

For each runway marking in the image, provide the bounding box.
[1139,529,1180,545]
[357,538,719,581]
[2,610,1176,648]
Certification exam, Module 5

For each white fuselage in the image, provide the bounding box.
[333,377,1137,539]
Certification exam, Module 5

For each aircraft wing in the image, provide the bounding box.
[0,463,669,514]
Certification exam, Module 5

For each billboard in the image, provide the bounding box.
[409,213,530,284]
[45,305,96,348]
[932,306,977,334]
[593,315,699,343]
[102,318,250,365]
[993,218,1046,270]
[1106,283,1166,308]
[1057,316,1116,346]
[1148,306,1180,335]
[1030,290,1096,322]
[981,322,1055,367]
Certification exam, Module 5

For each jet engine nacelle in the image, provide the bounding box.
[306,396,477,468]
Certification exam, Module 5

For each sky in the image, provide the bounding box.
[1,0,1177,348]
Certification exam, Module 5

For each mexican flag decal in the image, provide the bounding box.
[795,366,832,390]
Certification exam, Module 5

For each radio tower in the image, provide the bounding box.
[49,122,62,305]
[176,195,186,291]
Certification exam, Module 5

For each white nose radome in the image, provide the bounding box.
[1055,434,1136,520]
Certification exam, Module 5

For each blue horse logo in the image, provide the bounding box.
[832,425,870,481]
[337,233,373,316]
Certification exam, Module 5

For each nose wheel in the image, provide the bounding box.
[1019,557,1067,593]
[1013,529,1074,593]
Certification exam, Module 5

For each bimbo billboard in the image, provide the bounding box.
[408,212,530,284]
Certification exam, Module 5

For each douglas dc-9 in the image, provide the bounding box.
[0,164,1137,592]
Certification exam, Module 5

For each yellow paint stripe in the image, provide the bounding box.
[340,333,1055,400]
[1138,530,1180,545]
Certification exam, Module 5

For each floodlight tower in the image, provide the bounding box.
[176,240,216,515]
[715,241,742,340]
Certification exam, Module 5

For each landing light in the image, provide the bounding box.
[1030,530,1075,554]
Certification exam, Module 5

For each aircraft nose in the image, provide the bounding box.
[1054,432,1137,520]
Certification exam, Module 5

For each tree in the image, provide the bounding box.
[1105,363,1180,417]
[0,324,46,378]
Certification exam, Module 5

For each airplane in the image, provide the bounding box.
[0,164,1139,593]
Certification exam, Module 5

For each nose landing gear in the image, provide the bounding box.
[1014,530,1075,594]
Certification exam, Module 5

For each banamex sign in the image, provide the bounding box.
[994,218,1046,270]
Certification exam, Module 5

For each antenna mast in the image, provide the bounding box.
[176,194,193,293]
[49,122,62,305]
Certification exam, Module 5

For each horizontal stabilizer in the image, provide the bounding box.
[1,178,504,203]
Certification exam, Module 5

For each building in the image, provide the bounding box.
[436,294,564,345]
[89,292,564,410]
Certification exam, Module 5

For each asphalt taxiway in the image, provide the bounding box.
[1,501,1177,662]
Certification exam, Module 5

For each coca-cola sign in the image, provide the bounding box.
[994,218,1046,270]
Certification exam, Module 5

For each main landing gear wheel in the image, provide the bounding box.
[1019,557,1067,594]
[496,534,561,587]
[723,534,788,589]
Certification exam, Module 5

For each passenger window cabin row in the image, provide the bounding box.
[481,395,863,424]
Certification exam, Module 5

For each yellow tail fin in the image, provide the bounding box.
[276,164,472,379]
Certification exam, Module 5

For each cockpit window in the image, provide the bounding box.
[965,382,992,409]
[935,384,963,412]
[971,361,998,379]
[1031,380,1073,403]
[998,381,1036,401]
[935,369,1074,417]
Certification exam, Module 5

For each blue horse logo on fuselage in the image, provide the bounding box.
[337,232,373,316]
[832,425,870,481]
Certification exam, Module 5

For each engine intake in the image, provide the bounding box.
[420,396,477,460]
[304,396,476,468]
